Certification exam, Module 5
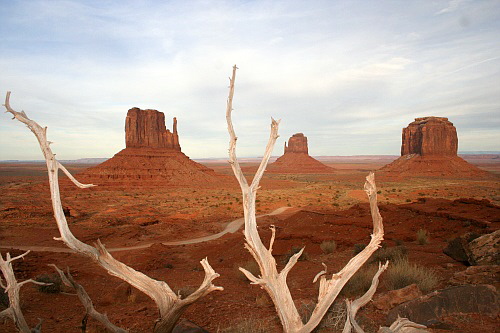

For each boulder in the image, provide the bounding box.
[386,285,498,327]
[443,232,480,264]
[449,265,500,287]
[465,229,500,265]
[373,284,422,311]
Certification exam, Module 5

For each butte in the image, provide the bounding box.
[78,108,224,186]
[379,117,491,178]
[266,133,335,173]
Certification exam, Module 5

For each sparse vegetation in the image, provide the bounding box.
[369,245,407,263]
[384,258,438,292]
[320,240,337,254]
[340,265,378,297]
[282,246,309,264]
[353,243,367,255]
[35,273,62,294]
[217,317,275,333]
[416,229,429,245]
[237,260,261,281]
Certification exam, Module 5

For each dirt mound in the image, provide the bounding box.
[378,155,493,179]
[77,147,229,186]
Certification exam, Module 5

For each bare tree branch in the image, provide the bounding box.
[50,265,127,333]
[343,261,389,333]
[4,92,223,333]
[226,66,386,333]
[0,251,49,332]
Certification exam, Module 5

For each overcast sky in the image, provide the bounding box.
[1,0,499,160]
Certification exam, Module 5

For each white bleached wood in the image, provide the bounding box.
[342,261,389,333]
[4,92,223,333]
[226,65,385,333]
[0,251,49,332]
[50,265,128,333]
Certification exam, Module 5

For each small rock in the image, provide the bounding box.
[442,232,479,264]
[373,284,422,311]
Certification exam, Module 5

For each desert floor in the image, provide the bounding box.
[0,156,499,332]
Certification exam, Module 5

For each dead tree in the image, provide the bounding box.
[4,92,223,333]
[0,251,45,333]
[226,65,385,333]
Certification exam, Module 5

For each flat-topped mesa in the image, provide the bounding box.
[125,108,180,150]
[401,117,457,156]
[284,133,309,154]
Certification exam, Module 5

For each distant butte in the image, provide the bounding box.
[266,133,335,173]
[379,117,491,178]
[78,108,225,186]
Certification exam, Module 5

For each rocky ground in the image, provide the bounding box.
[0,158,499,332]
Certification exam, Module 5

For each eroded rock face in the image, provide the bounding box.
[284,133,308,154]
[267,133,334,173]
[401,117,457,156]
[386,285,499,327]
[466,230,500,265]
[125,108,180,150]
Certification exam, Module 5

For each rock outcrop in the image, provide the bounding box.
[78,108,225,186]
[386,285,499,327]
[379,117,491,178]
[284,133,308,154]
[266,133,335,173]
[401,117,457,156]
[125,108,180,150]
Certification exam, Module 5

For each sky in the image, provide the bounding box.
[0,0,499,160]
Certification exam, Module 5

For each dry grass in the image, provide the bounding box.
[416,229,429,245]
[384,258,438,292]
[217,317,275,333]
[320,240,337,254]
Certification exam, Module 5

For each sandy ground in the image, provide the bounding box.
[0,157,499,332]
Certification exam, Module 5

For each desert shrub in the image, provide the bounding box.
[35,273,62,293]
[300,301,346,330]
[320,240,337,254]
[0,287,9,308]
[217,317,275,333]
[340,265,378,297]
[416,229,429,245]
[384,258,438,292]
[176,285,197,299]
[353,243,366,255]
[236,260,261,281]
[369,245,407,264]
[282,246,309,264]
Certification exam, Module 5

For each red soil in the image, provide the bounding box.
[0,160,499,333]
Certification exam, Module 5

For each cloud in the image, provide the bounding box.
[1,0,499,160]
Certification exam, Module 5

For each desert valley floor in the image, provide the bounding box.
[0,156,499,332]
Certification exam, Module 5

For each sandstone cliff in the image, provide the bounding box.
[78,108,226,186]
[401,117,457,156]
[267,133,334,174]
[380,117,491,179]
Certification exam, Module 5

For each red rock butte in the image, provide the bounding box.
[380,117,491,178]
[266,133,335,173]
[78,108,224,186]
